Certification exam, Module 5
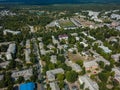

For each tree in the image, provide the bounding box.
[98,71,110,83]
[7,85,13,90]
[17,76,24,84]
[7,60,16,69]
[57,74,64,81]
[80,83,85,89]
[76,60,83,67]
[104,65,112,71]
[48,63,55,70]
[59,81,64,89]
[98,61,105,68]
[65,71,78,83]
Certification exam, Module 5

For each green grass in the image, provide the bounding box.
[59,20,75,28]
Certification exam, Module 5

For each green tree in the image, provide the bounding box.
[17,76,24,84]
[57,74,64,81]
[98,61,105,68]
[76,60,83,67]
[65,71,78,83]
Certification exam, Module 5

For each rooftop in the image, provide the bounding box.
[79,75,99,90]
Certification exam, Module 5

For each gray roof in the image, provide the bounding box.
[66,61,82,72]
[112,68,120,83]
[50,82,60,90]
[12,69,33,80]
[7,43,16,54]
[84,60,98,68]
[99,46,112,53]
[79,75,99,90]
[111,54,120,62]
[46,68,64,81]
[0,61,10,68]
[3,29,21,35]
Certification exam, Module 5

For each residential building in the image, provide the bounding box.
[58,34,68,41]
[79,75,99,90]
[0,75,4,81]
[46,68,64,82]
[3,29,21,35]
[65,60,82,72]
[12,69,33,80]
[112,68,120,83]
[84,60,98,71]
[98,45,112,53]
[25,40,31,63]
[111,14,120,20]
[50,55,57,64]
[95,57,110,65]
[0,61,9,68]
[50,82,60,90]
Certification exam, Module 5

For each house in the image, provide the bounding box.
[65,60,82,72]
[50,55,57,64]
[98,46,112,53]
[111,54,120,62]
[12,69,33,80]
[112,68,120,83]
[20,82,36,90]
[0,61,9,68]
[3,29,21,35]
[58,34,68,41]
[79,75,99,90]
[84,60,98,71]
[50,82,60,90]
[46,68,64,82]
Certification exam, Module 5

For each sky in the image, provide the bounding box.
[0,0,120,4]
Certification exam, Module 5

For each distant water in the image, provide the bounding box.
[0,0,120,4]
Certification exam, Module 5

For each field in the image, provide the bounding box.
[59,19,76,28]
[68,52,94,62]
